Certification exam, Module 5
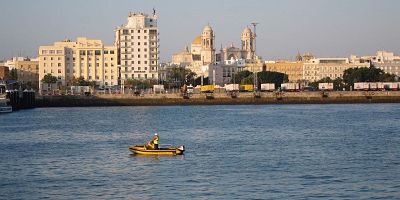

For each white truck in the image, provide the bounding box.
[224,84,239,92]
[318,83,334,91]
[281,83,300,92]
[153,85,165,93]
[354,82,369,91]
[260,83,275,92]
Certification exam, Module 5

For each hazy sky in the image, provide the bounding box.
[1,0,399,61]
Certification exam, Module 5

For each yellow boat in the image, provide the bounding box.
[129,145,185,156]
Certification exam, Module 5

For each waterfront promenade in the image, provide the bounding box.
[35,91,400,107]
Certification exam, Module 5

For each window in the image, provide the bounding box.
[58,69,61,73]
[44,57,47,61]
[137,30,140,33]
[58,63,61,67]
[123,29,129,35]
[138,61,141,64]
[138,67,141,70]
[42,50,47,54]
[110,50,114,54]
[138,36,140,39]
[104,50,109,54]
[144,30,147,33]
[138,42,141,45]
[144,42,147,45]
[105,63,108,67]
[57,50,63,54]
[131,67,134,70]
[145,61,147,64]
[80,50,86,55]
[95,50,101,55]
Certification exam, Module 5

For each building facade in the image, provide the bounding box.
[39,37,118,89]
[208,59,246,85]
[115,12,159,82]
[303,58,370,82]
[265,61,303,82]
[13,59,39,89]
[352,51,400,77]
[0,66,10,80]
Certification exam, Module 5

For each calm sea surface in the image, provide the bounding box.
[1,104,400,199]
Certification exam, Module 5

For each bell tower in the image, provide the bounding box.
[200,25,215,64]
[241,27,254,60]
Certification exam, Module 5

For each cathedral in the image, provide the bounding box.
[171,25,256,76]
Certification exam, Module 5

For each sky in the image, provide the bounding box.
[1,0,399,62]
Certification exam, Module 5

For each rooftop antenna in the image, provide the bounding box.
[153,7,156,16]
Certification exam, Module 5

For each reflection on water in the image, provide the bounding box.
[1,104,400,199]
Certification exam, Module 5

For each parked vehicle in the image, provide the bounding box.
[200,85,215,93]
[240,85,254,92]
[383,82,399,91]
[318,83,333,91]
[354,82,370,91]
[153,85,165,93]
[224,84,239,92]
[281,83,300,92]
[260,83,275,92]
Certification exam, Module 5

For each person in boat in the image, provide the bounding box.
[153,133,159,150]
[145,133,159,150]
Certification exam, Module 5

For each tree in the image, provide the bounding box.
[343,66,395,90]
[257,71,288,88]
[230,70,252,84]
[72,76,89,86]
[41,74,58,84]
[41,73,58,92]
[166,67,197,87]
[10,68,18,80]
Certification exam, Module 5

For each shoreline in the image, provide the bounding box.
[35,91,400,107]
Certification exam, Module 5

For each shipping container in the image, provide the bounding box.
[153,85,165,93]
[200,85,215,93]
[318,83,334,91]
[224,84,239,92]
[376,82,384,91]
[281,83,300,92]
[369,82,378,91]
[260,83,275,92]
[354,82,369,91]
[240,85,254,92]
[383,82,399,91]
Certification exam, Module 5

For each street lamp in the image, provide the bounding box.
[251,22,258,93]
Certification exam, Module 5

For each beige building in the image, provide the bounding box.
[265,61,303,82]
[352,51,400,77]
[115,12,159,81]
[39,37,118,89]
[14,59,39,89]
[303,58,370,82]
[0,66,10,80]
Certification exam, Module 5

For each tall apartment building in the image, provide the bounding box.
[115,12,159,82]
[38,37,118,89]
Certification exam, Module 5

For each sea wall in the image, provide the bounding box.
[35,91,400,107]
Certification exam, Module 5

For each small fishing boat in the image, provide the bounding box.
[129,145,185,156]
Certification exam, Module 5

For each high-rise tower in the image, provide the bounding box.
[115,12,159,82]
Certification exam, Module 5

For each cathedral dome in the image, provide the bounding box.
[192,36,202,45]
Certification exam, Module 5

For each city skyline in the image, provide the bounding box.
[1,0,400,62]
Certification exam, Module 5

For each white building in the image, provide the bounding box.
[115,12,159,82]
[208,58,246,86]
[352,51,400,77]
[303,58,370,82]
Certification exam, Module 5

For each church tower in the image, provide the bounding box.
[201,25,215,64]
[241,27,254,60]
